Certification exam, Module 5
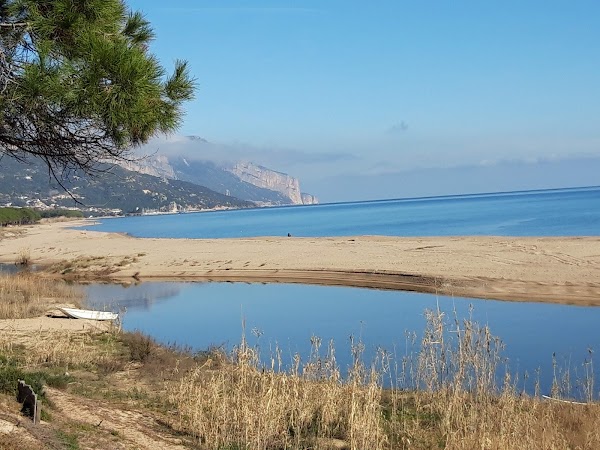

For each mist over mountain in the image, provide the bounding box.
[125,135,319,206]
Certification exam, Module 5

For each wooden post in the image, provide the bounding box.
[17,380,41,424]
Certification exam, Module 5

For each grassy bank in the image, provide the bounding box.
[0,273,599,449]
[0,272,81,319]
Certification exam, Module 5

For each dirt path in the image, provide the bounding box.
[0,381,194,450]
[46,387,190,450]
[0,315,198,449]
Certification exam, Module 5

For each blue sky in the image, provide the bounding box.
[128,0,600,202]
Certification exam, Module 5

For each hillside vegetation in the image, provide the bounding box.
[0,157,253,216]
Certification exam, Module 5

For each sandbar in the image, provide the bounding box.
[1,221,599,306]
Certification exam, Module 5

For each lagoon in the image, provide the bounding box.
[85,281,600,397]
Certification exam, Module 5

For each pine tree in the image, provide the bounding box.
[0,0,195,183]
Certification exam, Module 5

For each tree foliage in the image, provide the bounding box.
[0,0,195,181]
[38,208,82,218]
[0,206,40,225]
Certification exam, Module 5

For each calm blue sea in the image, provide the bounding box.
[85,186,600,238]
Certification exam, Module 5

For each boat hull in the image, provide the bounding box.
[59,307,118,321]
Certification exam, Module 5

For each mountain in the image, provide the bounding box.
[121,137,319,206]
[228,162,306,205]
[0,158,252,216]
[120,156,292,205]
[171,158,295,205]
[0,137,319,214]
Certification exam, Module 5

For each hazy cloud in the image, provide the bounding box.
[135,135,357,171]
[475,153,598,168]
[386,121,409,134]
[311,154,600,203]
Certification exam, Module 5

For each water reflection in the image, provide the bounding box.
[84,282,600,397]
[0,263,39,274]
[0,263,20,275]
[85,282,182,311]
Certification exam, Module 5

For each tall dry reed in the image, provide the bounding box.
[0,273,82,319]
[169,328,389,449]
[167,307,600,449]
[385,305,600,449]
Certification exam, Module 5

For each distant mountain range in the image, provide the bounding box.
[0,157,253,215]
[119,137,318,206]
[0,137,318,216]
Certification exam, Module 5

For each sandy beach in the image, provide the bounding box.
[1,221,600,306]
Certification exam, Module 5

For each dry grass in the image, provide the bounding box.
[169,333,387,449]
[47,255,139,278]
[0,227,25,240]
[0,273,82,319]
[167,309,600,450]
[0,330,119,369]
[15,247,31,266]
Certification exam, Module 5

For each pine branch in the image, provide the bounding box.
[0,0,195,194]
[0,22,27,28]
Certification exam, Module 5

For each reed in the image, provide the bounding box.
[15,247,31,266]
[0,272,82,319]
[169,334,387,449]
[167,307,600,449]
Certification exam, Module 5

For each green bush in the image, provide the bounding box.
[0,358,73,399]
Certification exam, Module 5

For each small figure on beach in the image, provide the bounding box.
[287,232,292,237]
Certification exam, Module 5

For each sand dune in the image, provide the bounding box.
[1,221,599,306]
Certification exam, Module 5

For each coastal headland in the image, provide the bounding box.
[1,221,599,306]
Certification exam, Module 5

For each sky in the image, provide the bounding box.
[127,0,600,203]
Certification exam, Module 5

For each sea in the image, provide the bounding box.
[83,186,600,397]
[85,186,600,239]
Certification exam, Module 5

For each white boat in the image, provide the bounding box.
[59,307,118,321]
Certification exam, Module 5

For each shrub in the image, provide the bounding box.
[122,331,155,363]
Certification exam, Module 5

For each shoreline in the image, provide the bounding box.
[1,221,600,306]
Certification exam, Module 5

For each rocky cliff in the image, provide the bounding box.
[301,193,319,205]
[115,137,319,206]
[228,162,304,204]
[118,155,176,179]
